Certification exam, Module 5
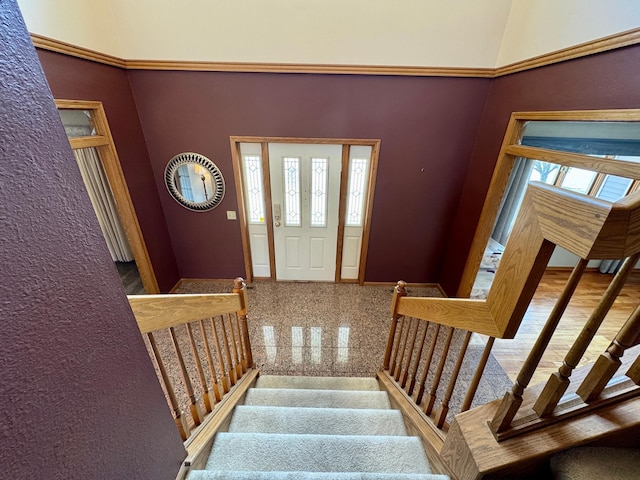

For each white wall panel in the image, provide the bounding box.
[498,0,640,67]
[17,0,123,57]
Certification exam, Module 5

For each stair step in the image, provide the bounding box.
[230,406,407,436]
[205,433,432,474]
[188,471,449,480]
[255,375,380,391]
[244,388,391,409]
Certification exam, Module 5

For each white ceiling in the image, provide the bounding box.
[17,0,640,68]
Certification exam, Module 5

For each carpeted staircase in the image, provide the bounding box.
[187,375,449,479]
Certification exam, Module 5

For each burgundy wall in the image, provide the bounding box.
[36,50,180,292]
[0,2,186,478]
[128,70,491,282]
[440,45,640,294]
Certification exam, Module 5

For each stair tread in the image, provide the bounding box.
[244,388,391,409]
[205,433,431,474]
[188,471,449,479]
[255,375,380,391]
[230,406,407,436]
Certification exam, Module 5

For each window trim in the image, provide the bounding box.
[458,109,640,298]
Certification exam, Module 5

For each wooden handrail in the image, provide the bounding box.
[394,184,640,339]
[128,278,254,445]
[129,293,242,334]
[381,182,640,464]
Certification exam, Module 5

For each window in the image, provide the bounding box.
[310,157,328,227]
[345,158,368,226]
[243,155,266,224]
[283,157,301,226]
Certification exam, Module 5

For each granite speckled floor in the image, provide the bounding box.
[174,281,441,377]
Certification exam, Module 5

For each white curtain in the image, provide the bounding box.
[73,147,134,262]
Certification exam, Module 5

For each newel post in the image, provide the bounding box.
[233,277,253,368]
[383,280,407,370]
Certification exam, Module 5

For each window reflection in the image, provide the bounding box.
[337,326,350,363]
[291,326,304,364]
[262,326,277,362]
[310,327,322,364]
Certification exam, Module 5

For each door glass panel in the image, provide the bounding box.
[346,158,369,226]
[560,167,597,194]
[310,157,328,227]
[283,157,301,226]
[243,155,266,224]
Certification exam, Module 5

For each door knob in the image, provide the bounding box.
[275,221,281,227]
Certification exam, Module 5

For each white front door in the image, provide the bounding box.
[268,143,342,281]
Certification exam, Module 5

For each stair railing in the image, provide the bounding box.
[128,277,255,442]
[380,183,640,474]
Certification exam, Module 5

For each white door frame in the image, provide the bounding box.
[230,136,380,284]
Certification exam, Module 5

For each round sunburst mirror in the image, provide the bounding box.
[164,152,225,211]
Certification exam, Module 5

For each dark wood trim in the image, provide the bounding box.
[56,99,160,294]
[261,142,276,280]
[229,138,253,283]
[358,140,380,285]
[335,145,351,282]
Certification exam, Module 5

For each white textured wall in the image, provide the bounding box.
[107,0,511,67]
[17,0,123,56]
[497,0,640,66]
[17,0,640,67]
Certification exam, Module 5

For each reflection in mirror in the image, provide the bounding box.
[164,152,225,211]
[471,118,640,299]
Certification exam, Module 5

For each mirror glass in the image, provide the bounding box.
[164,153,225,211]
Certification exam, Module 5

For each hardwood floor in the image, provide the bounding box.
[490,269,640,385]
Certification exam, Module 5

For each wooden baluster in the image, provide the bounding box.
[388,316,405,375]
[199,319,222,402]
[233,277,253,368]
[461,336,496,412]
[146,332,189,441]
[401,318,421,388]
[394,317,413,381]
[210,316,230,394]
[414,324,441,406]
[434,330,472,428]
[490,258,588,434]
[168,326,203,426]
[425,326,455,416]
[627,355,640,384]
[217,314,237,386]
[407,321,430,396]
[226,313,243,379]
[384,281,407,370]
[577,302,640,401]
[534,253,640,417]
[185,322,213,413]
[232,313,247,374]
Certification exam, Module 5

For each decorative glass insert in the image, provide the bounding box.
[345,158,368,226]
[310,157,329,227]
[283,157,301,226]
[243,155,266,224]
